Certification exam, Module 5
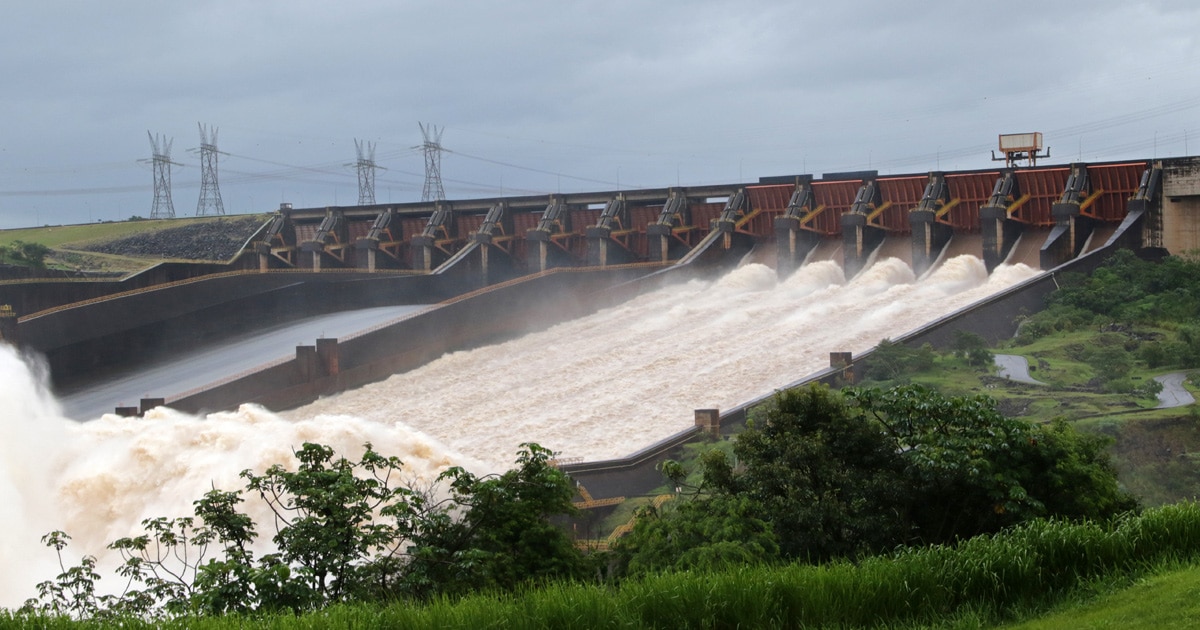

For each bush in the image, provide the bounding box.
[864,339,936,381]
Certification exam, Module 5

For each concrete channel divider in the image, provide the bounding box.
[160,264,665,416]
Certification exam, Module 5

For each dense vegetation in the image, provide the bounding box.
[614,384,1135,576]
[0,240,50,267]
[10,503,1200,628]
[1019,249,1200,378]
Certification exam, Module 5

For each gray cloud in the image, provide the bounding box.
[1,0,1198,226]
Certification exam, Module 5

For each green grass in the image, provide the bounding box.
[0,217,215,249]
[998,563,1200,629]
[9,503,1200,629]
[0,214,268,273]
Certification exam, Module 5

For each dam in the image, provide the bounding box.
[7,154,1197,415]
[2,151,1200,603]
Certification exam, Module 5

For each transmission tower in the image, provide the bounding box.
[190,123,227,216]
[418,123,445,202]
[346,139,380,205]
[143,131,181,219]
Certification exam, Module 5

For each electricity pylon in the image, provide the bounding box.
[142,132,181,219]
[418,123,445,202]
[191,123,227,216]
[346,139,380,205]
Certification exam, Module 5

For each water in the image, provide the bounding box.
[0,255,1039,607]
[0,386,467,608]
[288,257,1037,469]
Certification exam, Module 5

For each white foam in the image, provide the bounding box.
[0,356,473,608]
[287,257,1038,469]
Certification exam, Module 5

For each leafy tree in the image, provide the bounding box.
[23,442,588,619]
[864,339,936,381]
[617,384,1138,572]
[1085,345,1133,385]
[951,330,993,368]
[0,240,51,268]
[241,442,415,607]
[718,385,909,560]
[615,495,779,577]
[847,385,1137,542]
[1047,250,1200,325]
[23,531,105,619]
[402,443,589,600]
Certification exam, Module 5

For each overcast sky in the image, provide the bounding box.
[1,1,1198,229]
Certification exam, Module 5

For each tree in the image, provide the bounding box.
[23,442,589,619]
[0,240,51,268]
[615,495,779,577]
[614,449,779,576]
[846,385,1137,541]
[719,385,910,560]
[617,384,1138,572]
[402,443,590,600]
[864,339,936,381]
[618,385,909,568]
[240,442,415,607]
[951,330,993,368]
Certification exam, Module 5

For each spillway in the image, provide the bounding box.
[59,304,432,420]
[0,254,1039,607]
[288,256,1038,469]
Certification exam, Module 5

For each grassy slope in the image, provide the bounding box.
[999,564,1200,629]
[0,214,267,273]
[0,217,217,248]
[863,336,1200,508]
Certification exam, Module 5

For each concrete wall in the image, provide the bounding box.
[1162,197,1200,255]
[1162,157,1200,255]
[28,271,442,388]
[0,255,259,318]
[166,265,660,415]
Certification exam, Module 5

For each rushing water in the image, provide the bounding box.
[0,255,1039,606]
[288,256,1038,469]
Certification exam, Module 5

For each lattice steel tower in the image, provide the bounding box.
[144,131,180,219]
[347,139,379,205]
[419,122,445,202]
[192,123,226,216]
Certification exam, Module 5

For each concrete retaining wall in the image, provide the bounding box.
[166,265,660,415]
[0,255,259,317]
[29,271,442,388]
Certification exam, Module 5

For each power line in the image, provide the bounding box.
[447,148,624,188]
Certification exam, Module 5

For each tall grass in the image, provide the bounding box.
[10,503,1200,629]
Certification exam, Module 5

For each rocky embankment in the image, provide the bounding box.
[79,216,265,261]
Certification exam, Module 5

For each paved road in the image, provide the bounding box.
[994,356,1194,410]
[1154,372,1196,409]
[59,304,429,420]
[993,354,1046,385]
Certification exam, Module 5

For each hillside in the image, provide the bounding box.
[0,214,268,274]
